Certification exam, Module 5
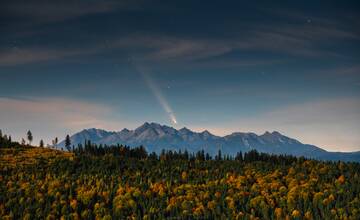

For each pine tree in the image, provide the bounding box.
[27,130,33,146]
[39,139,44,148]
[65,135,71,151]
[235,152,243,161]
[206,153,211,160]
[52,137,58,148]
[0,129,2,146]
[216,149,222,160]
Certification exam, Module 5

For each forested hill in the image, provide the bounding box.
[1,140,360,219]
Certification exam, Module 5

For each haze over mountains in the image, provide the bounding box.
[60,122,360,162]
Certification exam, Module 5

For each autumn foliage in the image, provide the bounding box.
[0,141,359,219]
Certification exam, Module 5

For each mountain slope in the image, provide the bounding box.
[59,122,360,162]
[60,128,115,146]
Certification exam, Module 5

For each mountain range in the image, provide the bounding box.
[59,122,360,162]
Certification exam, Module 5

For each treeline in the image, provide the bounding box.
[71,140,301,165]
[0,130,18,148]
[0,129,64,150]
[0,129,43,148]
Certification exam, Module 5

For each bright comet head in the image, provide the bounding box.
[170,114,177,125]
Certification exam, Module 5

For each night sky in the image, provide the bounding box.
[0,0,359,151]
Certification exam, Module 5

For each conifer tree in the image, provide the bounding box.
[39,139,44,148]
[52,137,58,147]
[65,135,71,151]
[0,129,2,146]
[27,130,33,145]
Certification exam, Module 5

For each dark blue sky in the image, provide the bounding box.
[0,0,359,151]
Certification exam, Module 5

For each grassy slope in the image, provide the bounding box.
[0,146,73,168]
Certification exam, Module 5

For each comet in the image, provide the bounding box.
[134,63,178,125]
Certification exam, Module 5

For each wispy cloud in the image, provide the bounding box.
[0,12,358,66]
[112,26,358,62]
[0,47,78,66]
[0,44,106,66]
[141,38,232,61]
[0,35,231,66]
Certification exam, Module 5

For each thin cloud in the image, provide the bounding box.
[0,14,358,66]
[0,48,75,66]
[0,44,104,66]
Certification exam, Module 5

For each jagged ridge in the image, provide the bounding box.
[59,122,360,162]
